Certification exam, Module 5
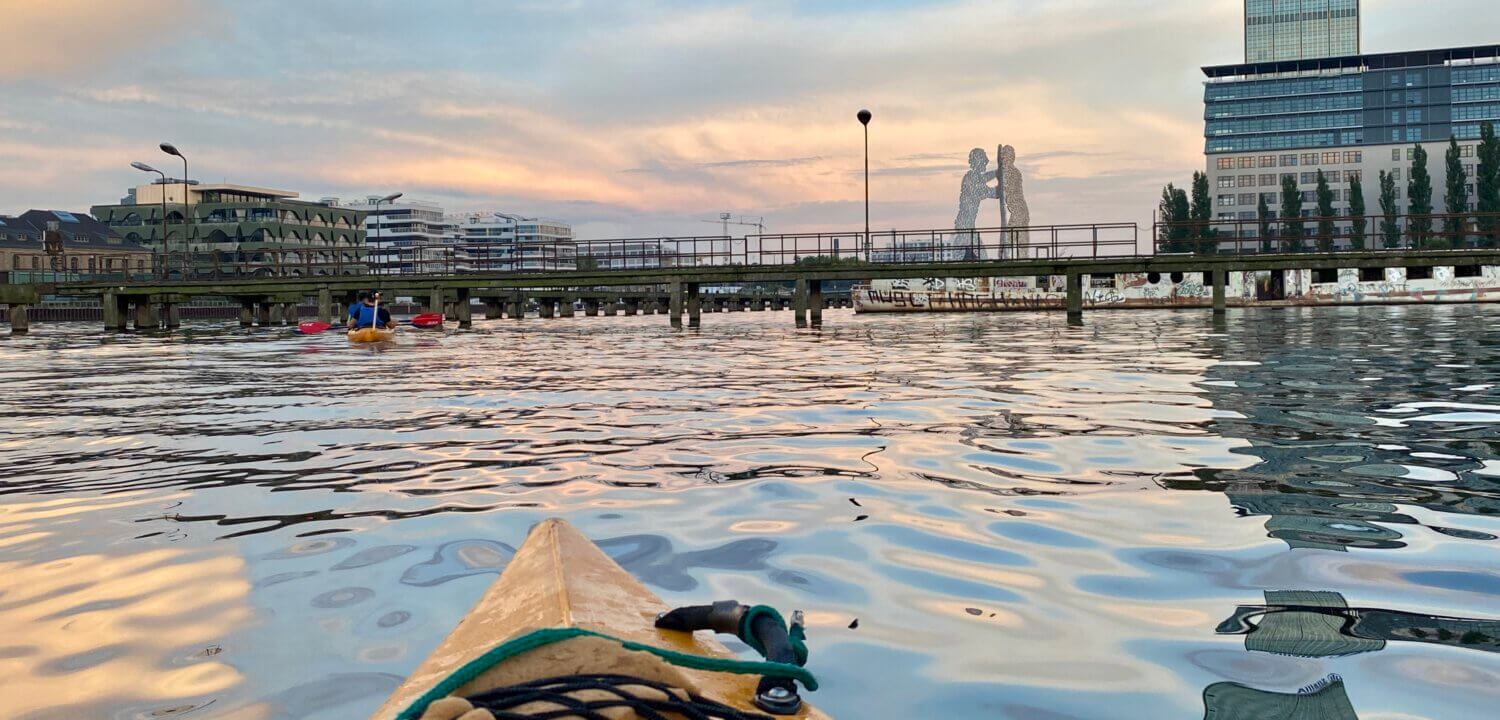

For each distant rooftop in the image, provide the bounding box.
[190,183,300,199]
[1204,43,1500,79]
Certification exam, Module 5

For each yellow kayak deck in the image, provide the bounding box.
[348,327,396,343]
[374,519,827,719]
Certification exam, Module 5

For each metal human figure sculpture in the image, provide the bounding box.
[953,148,998,260]
[998,145,1030,258]
[953,146,1031,259]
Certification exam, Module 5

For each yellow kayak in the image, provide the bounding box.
[348,327,396,343]
[375,519,827,719]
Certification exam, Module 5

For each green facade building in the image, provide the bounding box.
[91,181,367,278]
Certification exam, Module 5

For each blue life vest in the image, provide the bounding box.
[349,304,390,329]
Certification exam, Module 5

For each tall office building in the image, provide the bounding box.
[1203,41,1500,232]
[1245,0,1360,63]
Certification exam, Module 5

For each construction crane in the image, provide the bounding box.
[701,213,766,237]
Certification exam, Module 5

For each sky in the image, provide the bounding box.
[0,0,1496,239]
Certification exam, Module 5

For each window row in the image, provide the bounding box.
[1204,74,1362,102]
[1207,131,1361,153]
[1453,65,1500,85]
[1453,103,1500,122]
[1206,93,1362,119]
[1454,85,1500,103]
[1214,151,1364,170]
[1207,112,1362,137]
[1221,169,1364,188]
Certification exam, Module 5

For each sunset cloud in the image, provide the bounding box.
[0,0,1494,238]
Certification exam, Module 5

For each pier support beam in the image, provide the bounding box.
[794,279,810,328]
[283,302,298,324]
[134,301,159,330]
[687,283,701,328]
[163,303,181,329]
[538,298,555,319]
[584,299,600,317]
[625,298,640,316]
[257,302,272,327]
[103,292,122,332]
[456,289,472,328]
[728,297,743,312]
[9,304,28,334]
[670,281,684,328]
[268,303,284,326]
[508,298,525,320]
[318,288,332,324]
[1065,273,1083,323]
[808,279,823,327]
[429,288,444,316]
[1211,269,1227,316]
[484,299,504,320]
[239,300,254,327]
[559,296,575,318]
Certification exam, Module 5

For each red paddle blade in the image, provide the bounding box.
[298,321,334,334]
[411,313,444,329]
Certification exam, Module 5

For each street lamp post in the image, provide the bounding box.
[131,162,169,278]
[857,109,872,260]
[159,143,190,272]
[372,192,403,275]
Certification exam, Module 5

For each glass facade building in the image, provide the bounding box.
[1202,45,1500,221]
[1245,0,1360,63]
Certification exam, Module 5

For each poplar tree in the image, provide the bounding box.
[1408,144,1434,248]
[1158,183,1191,253]
[1280,175,1305,252]
[1348,176,1367,250]
[1257,195,1273,254]
[1444,137,1470,248]
[1190,171,1215,253]
[1315,169,1336,252]
[1378,170,1401,249]
[1477,121,1500,248]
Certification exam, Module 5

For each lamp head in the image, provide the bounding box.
[131,162,159,173]
[857,109,872,126]
[159,143,183,157]
[380,192,403,204]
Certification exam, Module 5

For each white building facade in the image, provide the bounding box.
[345,198,453,275]
[449,212,575,272]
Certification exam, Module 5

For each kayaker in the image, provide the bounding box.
[348,290,396,330]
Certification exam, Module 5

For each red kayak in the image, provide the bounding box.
[411,313,444,329]
[297,321,334,335]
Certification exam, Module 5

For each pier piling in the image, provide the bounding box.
[10,304,29,334]
[1212,269,1227,315]
[318,288,332,324]
[1066,273,1083,322]
[794,279,810,328]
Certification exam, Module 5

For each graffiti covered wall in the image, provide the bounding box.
[854,265,1500,313]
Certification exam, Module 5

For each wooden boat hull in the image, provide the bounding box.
[374,518,827,719]
[348,328,396,343]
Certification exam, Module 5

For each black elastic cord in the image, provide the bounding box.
[464,673,776,720]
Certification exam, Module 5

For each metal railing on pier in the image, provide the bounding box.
[1155,211,1500,255]
[43,213,1500,285]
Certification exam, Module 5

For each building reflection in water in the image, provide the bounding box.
[1202,674,1359,720]
[1201,590,1500,719]
[1219,590,1500,658]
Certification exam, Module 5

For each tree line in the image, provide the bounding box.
[1160,120,1500,253]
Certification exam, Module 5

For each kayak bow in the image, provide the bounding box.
[375,519,827,720]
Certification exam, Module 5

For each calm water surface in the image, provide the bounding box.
[1,306,1498,719]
